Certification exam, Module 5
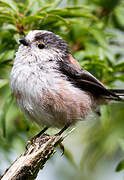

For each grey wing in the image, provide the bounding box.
[58,55,120,100]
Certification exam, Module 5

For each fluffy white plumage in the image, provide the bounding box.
[10,30,95,128]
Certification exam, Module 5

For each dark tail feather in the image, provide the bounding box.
[109,89,124,95]
[108,89,124,101]
[109,89,124,96]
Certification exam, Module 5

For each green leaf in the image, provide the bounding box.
[23,0,43,15]
[115,75,124,82]
[0,0,18,13]
[48,9,97,20]
[89,28,108,48]
[47,14,70,26]
[114,62,124,72]
[0,79,9,88]
[22,15,45,24]
[64,148,77,168]
[51,0,62,8]
[119,138,124,152]
[0,50,15,63]
[115,6,124,27]
[0,94,13,137]
[100,104,111,128]
[0,14,15,22]
[65,5,91,10]
[103,48,115,63]
[36,4,52,13]
[116,159,124,172]
[1,24,18,32]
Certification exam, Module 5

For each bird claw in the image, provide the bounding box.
[59,142,65,156]
[26,127,48,149]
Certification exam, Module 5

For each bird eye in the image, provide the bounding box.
[38,42,45,49]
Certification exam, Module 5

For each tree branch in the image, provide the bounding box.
[0,131,72,180]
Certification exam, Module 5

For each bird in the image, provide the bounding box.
[10,30,124,135]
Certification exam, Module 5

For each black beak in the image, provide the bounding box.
[19,38,29,46]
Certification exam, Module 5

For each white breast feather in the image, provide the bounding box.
[10,45,93,127]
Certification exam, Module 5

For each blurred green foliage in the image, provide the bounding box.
[0,0,124,178]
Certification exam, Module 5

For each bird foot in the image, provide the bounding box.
[26,127,48,149]
[59,142,65,155]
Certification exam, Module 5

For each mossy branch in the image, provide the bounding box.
[0,130,73,180]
